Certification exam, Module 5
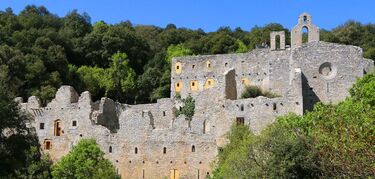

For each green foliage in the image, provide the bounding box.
[74,52,136,101]
[52,139,120,179]
[303,100,374,177]
[107,52,136,101]
[175,95,195,120]
[165,44,193,64]
[15,147,53,179]
[235,39,248,53]
[349,72,375,106]
[0,87,52,178]
[240,85,279,98]
[212,73,375,178]
[212,119,319,179]
[75,65,110,99]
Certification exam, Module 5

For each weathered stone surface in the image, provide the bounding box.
[270,31,286,50]
[18,13,374,178]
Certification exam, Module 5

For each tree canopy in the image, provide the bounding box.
[51,139,120,179]
[0,83,52,178]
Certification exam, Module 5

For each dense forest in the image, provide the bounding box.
[0,5,374,105]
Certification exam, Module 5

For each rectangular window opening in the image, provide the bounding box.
[39,123,45,130]
[236,117,244,125]
[44,140,52,150]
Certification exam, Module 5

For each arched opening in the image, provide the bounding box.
[109,146,112,153]
[206,61,211,68]
[273,103,277,111]
[192,145,195,152]
[204,78,215,89]
[163,147,166,154]
[302,26,309,43]
[275,35,281,49]
[135,147,138,154]
[54,120,61,136]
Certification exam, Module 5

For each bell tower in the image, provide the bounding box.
[291,12,319,48]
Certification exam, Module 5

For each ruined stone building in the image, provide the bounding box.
[17,13,374,179]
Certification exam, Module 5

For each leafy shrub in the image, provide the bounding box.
[175,95,195,120]
[52,139,120,179]
[240,85,279,98]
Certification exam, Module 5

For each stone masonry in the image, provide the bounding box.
[17,13,374,179]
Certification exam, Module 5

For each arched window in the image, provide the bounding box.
[109,146,112,153]
[275,35,281,49]
[204,78,215,89]
[206,61,211,68]
[163,147,166,154]
[273,103,277,111]
[135,147,138,154]
[192,145,195,152]
[302,26,309,43]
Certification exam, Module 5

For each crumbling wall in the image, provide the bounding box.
[92,97,119,133]
[291,41,369,111]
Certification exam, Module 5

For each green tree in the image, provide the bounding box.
[52,139,120,179]
[212,118,319,179]
[349,72,375,106]
[0,86,52,178]
[235,39,248,53]
[107,52,136,101]
[165,44,193,64]
[175,95,195,120]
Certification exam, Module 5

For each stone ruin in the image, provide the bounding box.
[17,13,374,178]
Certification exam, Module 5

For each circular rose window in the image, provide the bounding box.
[319,62,336,79]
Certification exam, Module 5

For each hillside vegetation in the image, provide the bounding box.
[1,5,374,104]
[211,73,375,178]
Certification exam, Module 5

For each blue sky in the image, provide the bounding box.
[0,0,374,32]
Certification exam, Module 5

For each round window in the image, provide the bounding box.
[319,62,336,79]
